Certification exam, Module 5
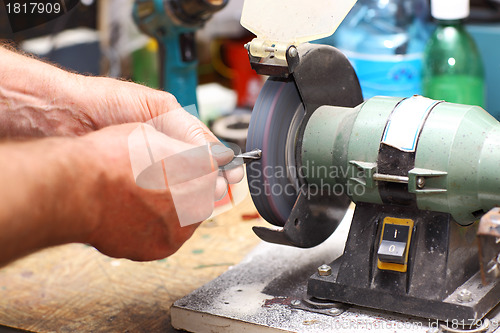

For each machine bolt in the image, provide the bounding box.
[328,308,342,316]
[291,299,301,306]
[457,289,473,303]
[318,264,332,276]
[288,46,298,58]
[416,177,426,189]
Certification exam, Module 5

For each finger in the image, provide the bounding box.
[170,172,217,227]
[128,123,195,181]
[220,165,244,185]
[149,108,219,147]
[129,124,219,187]
[210,143,234,167]
[214,176,228,201]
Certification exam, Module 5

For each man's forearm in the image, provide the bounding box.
[0,137,96,265]
[0,46,98,137]
[0,46,182,138]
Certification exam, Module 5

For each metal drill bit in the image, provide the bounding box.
[219,149,262,171]
[235,149,262,161]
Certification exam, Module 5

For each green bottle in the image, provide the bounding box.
[423,0,485,107]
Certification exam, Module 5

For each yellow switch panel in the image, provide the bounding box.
[377,217,414,273]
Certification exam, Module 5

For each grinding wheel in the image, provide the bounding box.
[246,78,305,227]
[245,44,364,247]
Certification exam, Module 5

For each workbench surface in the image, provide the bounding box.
[0,196,265,333]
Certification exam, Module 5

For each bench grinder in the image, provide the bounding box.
[242,0,500,322]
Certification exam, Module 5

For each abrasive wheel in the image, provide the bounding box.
[246,77,305,227]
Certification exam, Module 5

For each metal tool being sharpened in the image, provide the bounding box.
[171,0,500,331]
[235,149,261,161]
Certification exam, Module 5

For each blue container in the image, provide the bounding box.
[331,0,431,100]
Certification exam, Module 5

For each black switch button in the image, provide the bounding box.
[383,223,409,243]
[378,224,410,265]
[378,240,407,264]
[180,32,197,63]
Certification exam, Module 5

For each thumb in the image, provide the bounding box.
[210,143,234,168]
[148,108,219,146]
[129,123,223,189]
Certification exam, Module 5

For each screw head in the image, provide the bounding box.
[457,289,473,303]
[318,264,332,276]
[416,177,425,189]
[291,299,301,306]
[288,46,298,58]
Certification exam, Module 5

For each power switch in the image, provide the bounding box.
[378,224,410,264]
[377,217,414,272]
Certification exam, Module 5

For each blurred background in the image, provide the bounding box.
[0,0,499,145]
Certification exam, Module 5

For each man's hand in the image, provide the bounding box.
[0,45,244,265]
[0,122,240,265]
[81,123,239,261]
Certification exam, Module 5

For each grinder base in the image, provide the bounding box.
[308,202,500,321]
